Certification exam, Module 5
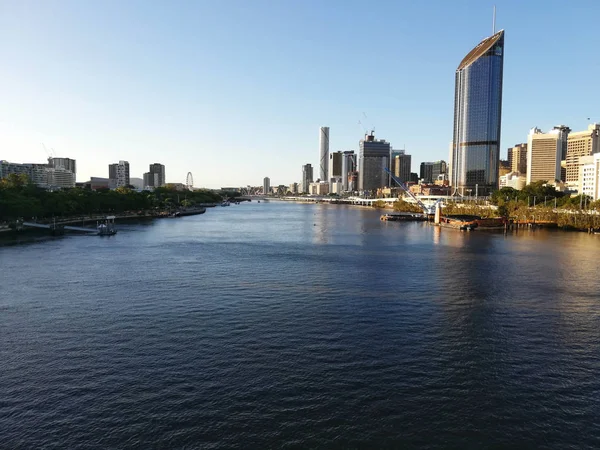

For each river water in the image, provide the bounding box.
[1,201,599,448]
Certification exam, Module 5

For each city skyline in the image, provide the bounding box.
[1,1,598,188]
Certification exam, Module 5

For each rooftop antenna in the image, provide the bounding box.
[493,5,496,34]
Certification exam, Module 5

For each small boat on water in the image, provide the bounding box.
[221,201,230,207]
[380,213,426,222]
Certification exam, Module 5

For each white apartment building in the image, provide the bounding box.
[579,153,600,200]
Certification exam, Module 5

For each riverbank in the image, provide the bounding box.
[2,206,212,238]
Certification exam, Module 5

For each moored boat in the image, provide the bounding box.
[475,217,507,230]
[380,213,426,222]
[439,215,478,231]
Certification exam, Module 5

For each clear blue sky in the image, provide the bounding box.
[1,0,599,187]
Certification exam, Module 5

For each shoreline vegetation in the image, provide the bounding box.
[0,174,230,229]
[371,183,600,231]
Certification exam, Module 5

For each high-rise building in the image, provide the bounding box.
[526,127,567,184]
[358,131,391,193]
[342,151,356,192]
[391,150,411,185]
[143,163,166,188]
[143,172,159,189]
[288,182,298,195]
[329,151,343,191]
[508,143,528,175]
[48,157,76,177]
[108,161,130,188]
[554,125,572,160]
[150,163,165,187]
[329,151,343,177]
[319,127,330,181]
[419,160,447,184]
[263,177,270,195]
[451,30,504,196]
[565,123,600,185]
[302,163,313,193]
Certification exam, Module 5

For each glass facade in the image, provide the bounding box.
[358,135,391,193]
[452,30,504,196]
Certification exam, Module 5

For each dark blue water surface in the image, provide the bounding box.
[1,201,600,449]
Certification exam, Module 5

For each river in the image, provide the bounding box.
[1,201,599,448]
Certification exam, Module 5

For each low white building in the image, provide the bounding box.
[579,153,600,200]
[499,171,526,190]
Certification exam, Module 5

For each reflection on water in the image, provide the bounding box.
[1,201,600,448]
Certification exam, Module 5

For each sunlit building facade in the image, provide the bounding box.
[451,30,504,196]
[319,127,329,181]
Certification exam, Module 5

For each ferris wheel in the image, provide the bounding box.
[186,172,194,190]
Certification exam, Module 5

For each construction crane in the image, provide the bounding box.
[42,143,56,160]
[384,167,443,215]
[42,143,51,158]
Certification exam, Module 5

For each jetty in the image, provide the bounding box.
[17,216,117,236]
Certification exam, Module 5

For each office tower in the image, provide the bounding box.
[329,151,343,191]
[419,160,447,184]
[420,162,433,183]
[319,127,329,181]
[391,150,411,185]
[302,163,313,193]
[358,131,391,192]
[108,161,130,188]
[566,123,600,184]
[341,151,356,191]
[508,143,528,175]
[451,30,504,196]
[554,125,572,160]
[289,182,298,195]
[263,177,270,195]
[526,127,567,184]
[329,151,343,178]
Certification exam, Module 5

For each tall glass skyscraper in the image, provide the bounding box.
[451,30,504,196]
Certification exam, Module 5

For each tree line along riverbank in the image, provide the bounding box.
[0,174,227,224]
